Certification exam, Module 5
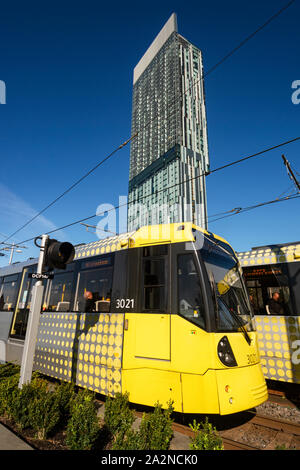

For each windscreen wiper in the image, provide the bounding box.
[208,271,220,330]
[219,299,252,345]
[203,233,237,262]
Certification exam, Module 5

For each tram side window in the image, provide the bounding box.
[142,255,166,311]
[177,254,206,329]
[0,274,19,311]
[287,261,300,316]
[76,267,113,312]
[246,280,265,315]
[244,264,292,315]
[46,272,74,312]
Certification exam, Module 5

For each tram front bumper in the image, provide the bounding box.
[215,363,268,415]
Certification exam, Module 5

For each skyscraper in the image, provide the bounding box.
[128,13,209,230]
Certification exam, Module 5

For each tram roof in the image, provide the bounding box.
[74,223,232,261]
[237,241,300,267]
[0,257,38,276]
[0,224,233,272]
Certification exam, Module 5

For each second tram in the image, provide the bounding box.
[238,241,300,384]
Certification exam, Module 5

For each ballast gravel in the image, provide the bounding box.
[256,401,300,424]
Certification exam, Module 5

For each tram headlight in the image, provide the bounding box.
[217,336,238,367]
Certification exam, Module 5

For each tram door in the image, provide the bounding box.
[10,266,37,339]
[122,244,171,363]
[135,245,170,360]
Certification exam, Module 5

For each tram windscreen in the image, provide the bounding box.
[201,242,254,332]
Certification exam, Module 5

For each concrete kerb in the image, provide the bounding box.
[0,423,33,450]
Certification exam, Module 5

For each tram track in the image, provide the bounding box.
[170,420,259,450]
[171,410,300,450]
[95,394,300,450]
[267,385,300,409]
[218,411,300,450]
[248,411,300,435]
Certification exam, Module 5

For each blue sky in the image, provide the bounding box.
[0,0,299,266]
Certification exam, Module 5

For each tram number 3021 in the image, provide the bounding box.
[115,298,134,309]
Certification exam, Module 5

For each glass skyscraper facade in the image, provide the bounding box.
[128,13,209,230]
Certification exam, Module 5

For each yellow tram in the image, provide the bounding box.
[0,223,268,414]
[238,242,300,384]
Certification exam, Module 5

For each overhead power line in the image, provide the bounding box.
[208,137,300,176]
[14,137,300,246]
[17,191,300,247]
[208,193,300,224]
[282,154,300,192]
[140,0,296,135]
[199,0,296,79]
[6,135,300,247]
[0,0,296,246]
[0,134,137,246]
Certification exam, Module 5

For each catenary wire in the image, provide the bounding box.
[0,0,296,246]
[16,192,300,246]
[140,0,296,134]
[6,135,300,245]
[14,136,300,245]
[0,134,137,245]
[208,193,300,224]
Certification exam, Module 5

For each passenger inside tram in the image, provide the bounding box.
[244,266,293,316]
[78,290,95,313]
[267,291,284,315]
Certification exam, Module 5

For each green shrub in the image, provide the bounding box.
[0,373,19,417]
[66,389,99,450]
[189,418,224,450]
[0,369,48,423]
[54,381,76,426]
[137,401,174,450]
[9,378,47,430]
[28,388,61,440]
[276,444,289,450]
[111,399,174,451]
[111,428,140,450]
[0,362,20,379]
[104,392,135,439]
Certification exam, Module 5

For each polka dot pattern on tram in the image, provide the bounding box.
[73,232,136,260]
[255,315,300,383]
[33,312,124,396]
[237,244,300,268]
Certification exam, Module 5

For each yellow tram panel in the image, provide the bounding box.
[121,368,182,412]
[215,363,267,415]
[180,371,220,414]
[134,314,170,361]
[169,315,213,374]
[122,313,212,375]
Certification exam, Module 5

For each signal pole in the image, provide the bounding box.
[18,235,75,388]
[19,234,48,389]
[282,154,300,192]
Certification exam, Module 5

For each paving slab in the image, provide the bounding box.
[0,423,33,450]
